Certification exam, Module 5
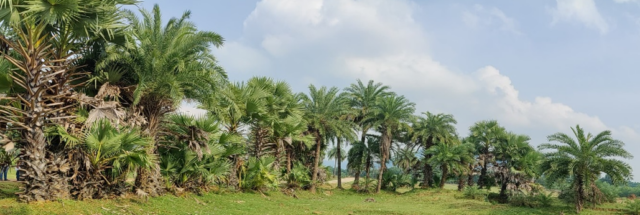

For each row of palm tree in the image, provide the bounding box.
[0,1,633,213]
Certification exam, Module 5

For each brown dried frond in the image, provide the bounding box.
[95,83,121,101]
[86,101,125,126]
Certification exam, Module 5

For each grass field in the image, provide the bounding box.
[0,180,631,215]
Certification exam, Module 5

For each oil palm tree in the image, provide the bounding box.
[300,85,353,193]
[344,79,392,186]
[412,112,457,188]
[371,95,415,193]
[468,120,505,189]
[539,125,633,213]
[425,141,474,189]
[99,4,226,195]
[392,148,418,174]
[327,145,346,174]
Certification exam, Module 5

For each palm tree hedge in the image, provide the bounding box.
[0,1,633,213]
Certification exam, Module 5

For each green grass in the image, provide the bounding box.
[0,181,629,215]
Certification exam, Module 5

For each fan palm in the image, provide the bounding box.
[300,85,353,193]
[159,114,241,191]
[412,112,457,188]
[468,120,505,189]
[425,141,474,189]
[539,125,633,213]
[343,79,392,186]
[78,120,154,199]
[493,132,536,198]
[371,95,415,193]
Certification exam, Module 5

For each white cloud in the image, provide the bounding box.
[463,4,521,34]
[550,0,609,34]
[215,0,640,179]
[177,101,207,118]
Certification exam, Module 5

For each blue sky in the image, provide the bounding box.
[133,0,640,179]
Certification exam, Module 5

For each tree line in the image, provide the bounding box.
[0,1,633,213]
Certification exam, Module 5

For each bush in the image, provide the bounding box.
[462,186,488,200]
[558,181,619,205]
[286,163,311,189]
[508,192,553,208]
[626,199,640,215]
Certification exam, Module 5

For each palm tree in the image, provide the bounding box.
[0,0,136,202]
[78,120,155,199]
[493,132,536,198]
[468,120,505,189]
[205,81,268,189]
[327,145,346,175]
[392,148,418,174]
[159,116,241,192]
[539,125,633,213]
[344,79,392,186]
[425,141,474,189]
[371,95,415,193]
[412,112,457,188]
[300,85,353,193]
[99,4,226,196]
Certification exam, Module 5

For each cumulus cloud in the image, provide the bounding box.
[210,0,640,178]
[550,0,609,34]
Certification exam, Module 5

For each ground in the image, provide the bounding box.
[0,177,630,215]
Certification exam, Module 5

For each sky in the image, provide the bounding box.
[132,0,640,179]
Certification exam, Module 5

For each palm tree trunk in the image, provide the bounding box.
[499,172,508,198]
[439,165,448,189]
[467,164,474,187]
[337,139,342,189]
[286,149,292,175]
[20,129,69,202]
[310,131,321,193]
[135,110,164,196]
[228,155,239,190]
[423,137,435,188]
[353,129,367,186]
[457,174,465,191]
[576,174,584,213]
[364,152,371,189]
[478,163,487,189]
[376,132,391,193]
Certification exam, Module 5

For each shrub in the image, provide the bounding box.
[286,163,311,189]
[626,199,640,215]
[462,186,488,200]
[508,192,553,208]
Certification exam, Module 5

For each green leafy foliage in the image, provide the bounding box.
[461,186,488,200]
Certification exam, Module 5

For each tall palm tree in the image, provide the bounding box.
[0,0,136,202]
[412,112,457,188]
[99,4,226,196]
[539,125,633,213]
[327,145,346,175]
[205,81,268,189]
[344,79,392,186]
[425,141,474,189]
[371,95,415,193]
[468,120,505,189]
[300,85,353,193]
